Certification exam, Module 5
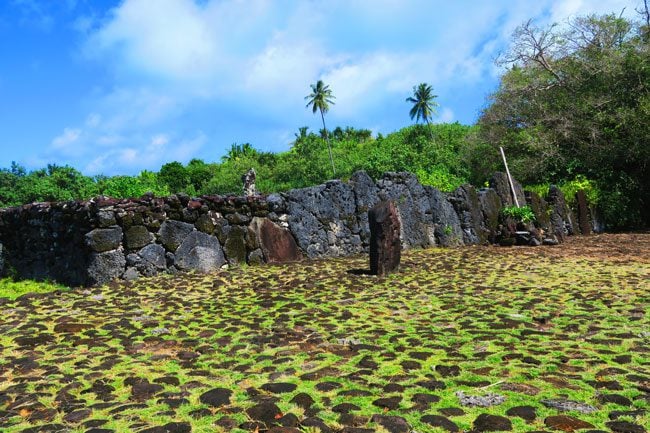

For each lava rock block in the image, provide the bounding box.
[87,249,126,286]
[223,225,248,264]
[85,227,123,253]
[250,217,302,263]
[174,231,226,272]
[124,225,154,250]
[136,244,167,275]
[158,220,195,252]
[369,201,401,276]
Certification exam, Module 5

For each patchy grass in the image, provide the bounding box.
[0,278,68,300]
[0,233,648,433]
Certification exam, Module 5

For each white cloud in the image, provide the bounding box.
[51,127,82,154]
[437,108,455,124]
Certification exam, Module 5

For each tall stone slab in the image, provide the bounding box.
[369,201,401,276]
[448,184,486,245]
[250,217,302,263]
[425,186,464,247]
[575,190,591,235]
[547,185,575,241]
[490,172,526,208]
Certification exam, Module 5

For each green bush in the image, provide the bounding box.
[501,205,536,224]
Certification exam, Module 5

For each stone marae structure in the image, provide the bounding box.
[0,171,584,286]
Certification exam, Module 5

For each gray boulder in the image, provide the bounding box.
[158,220,195,252]
[85,226,123,253]
[87,248,126,286]
[174,231,226,272]
[490,172,526,208]
[425,187,464,247]
[377,172,435,249]
[137,244,167,276]
[97,209,117,227]
[448,184,486,245]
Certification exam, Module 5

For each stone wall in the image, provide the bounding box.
[0,171,579,286]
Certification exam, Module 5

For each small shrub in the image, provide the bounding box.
[501,205,535,223]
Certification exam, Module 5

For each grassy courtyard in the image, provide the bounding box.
[0,233,648,432]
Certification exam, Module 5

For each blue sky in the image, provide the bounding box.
[0,0,635,175]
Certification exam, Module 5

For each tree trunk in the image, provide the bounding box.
[320,109,336,177]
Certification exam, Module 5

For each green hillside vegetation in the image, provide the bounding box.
[0,10,648,230]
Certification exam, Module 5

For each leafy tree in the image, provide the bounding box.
[158,161,189,194]
[305,80,336,176]
[406,83,439,141]
[479,12,650,228]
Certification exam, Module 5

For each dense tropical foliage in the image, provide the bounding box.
[1,8,648,230]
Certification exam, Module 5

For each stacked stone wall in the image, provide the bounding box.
[0,171,583,286]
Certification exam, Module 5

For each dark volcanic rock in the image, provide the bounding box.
[124,225,153,250]
[426,186,464,247]
[246,401,283,426]
[87,249,126,285]
[448,184,486,244]
[506,405,536,422]
[547,185,574,240]
[421,414,459,432]
[526,190,551,231]
[490,172,526,208]
[369,200,401,276]
[222,224,248,264]
[376,172,435,249]
[544,415,595,431]
[158,220,195,252]
[349,171,380,248]
[478,188,503,243]
[261,382,297,394]
[605,420,646,433]
[290,393,315,409]
[372,396,401,410]
[139,422,191,433]
[473,413,512,431]
[285,179,360,258]
[199,388,231,407]
[575,190,591,235]
[370,415,410,433]
[85,227,123,253]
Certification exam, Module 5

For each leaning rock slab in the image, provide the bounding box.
[369,201,401,276]
[250,217,302,263]
[174,231,225,272]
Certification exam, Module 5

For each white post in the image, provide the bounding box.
[499,146,520,208]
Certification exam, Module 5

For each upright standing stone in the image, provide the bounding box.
[242,168,257,197]
[575,190,591,235]
[369,201,401,276]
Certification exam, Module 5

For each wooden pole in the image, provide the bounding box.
[499,146,520,208]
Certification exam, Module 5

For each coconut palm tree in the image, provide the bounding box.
[406,83,439,141]
[305,80,336,176]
